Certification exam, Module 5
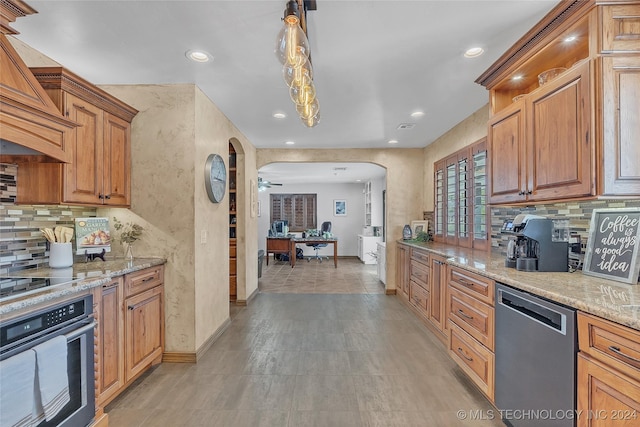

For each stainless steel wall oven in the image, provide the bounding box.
[1,294,95,427]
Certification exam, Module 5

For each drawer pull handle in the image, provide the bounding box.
[128,305,135,310]
[142,277,154,283]
[458,279,474,288]
[457,347,473,362]
[457,309,474,320]
[608,346,640,364]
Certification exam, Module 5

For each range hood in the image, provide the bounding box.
[0,1,77,163]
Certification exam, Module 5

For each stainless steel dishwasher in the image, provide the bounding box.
[495,283,577,427]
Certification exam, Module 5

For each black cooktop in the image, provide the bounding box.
[0,276,76,302]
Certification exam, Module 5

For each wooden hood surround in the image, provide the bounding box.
[0,0,77,163]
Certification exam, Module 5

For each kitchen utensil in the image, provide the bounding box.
[61,227,74,243]
[54,226,63,242]
[41,228,56,242]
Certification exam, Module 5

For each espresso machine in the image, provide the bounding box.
[504,215,569,272]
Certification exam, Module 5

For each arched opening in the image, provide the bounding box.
[228,137,245,303]
[257,161,388,289]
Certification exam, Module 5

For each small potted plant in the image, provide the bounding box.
[113,217,144,261]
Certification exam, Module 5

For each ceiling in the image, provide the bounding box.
[11,0,557,153]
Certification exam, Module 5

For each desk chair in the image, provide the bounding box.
[307,221,331,262]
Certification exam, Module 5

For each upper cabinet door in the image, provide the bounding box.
[600,56,640,196]
[63,92,103,204]
[102,113,131,206]
[488,102,526,204]
[526,60,594,202]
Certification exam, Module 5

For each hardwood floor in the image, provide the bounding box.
[105,259,503,426]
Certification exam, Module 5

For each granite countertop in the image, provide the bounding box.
[0,257,166,316]
[399,240,640,331]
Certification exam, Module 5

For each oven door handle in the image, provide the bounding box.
[64,320,96,341]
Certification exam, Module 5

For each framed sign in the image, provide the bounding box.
[333,199,347,216]
[411,220,428,239]
[583,208,640,285]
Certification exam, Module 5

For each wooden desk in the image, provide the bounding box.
[266,237,292,265]
[290,237,338,268]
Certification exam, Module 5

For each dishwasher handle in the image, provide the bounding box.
[498,288,567,334]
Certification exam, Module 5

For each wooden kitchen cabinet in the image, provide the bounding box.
[92,265,164,408]
[15,67,137,206]
[447,265,495,401]
[488,60,593,204]
[409,247,430,318]
[124,265,164,382]
[395,243,409,297]
[599,56,640,196]
[479,2,640,203]
[93,277,124,407]
[429,254,448,337]
[577,312,640,426]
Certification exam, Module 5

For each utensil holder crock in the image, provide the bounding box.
[49,242,73,268]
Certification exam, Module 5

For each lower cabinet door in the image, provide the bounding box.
[577,353,640,427]
[95,278,124,406]
[125,285,164,382]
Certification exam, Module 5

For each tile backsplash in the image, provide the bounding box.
[490,199,640,254]
[0,164,97,274]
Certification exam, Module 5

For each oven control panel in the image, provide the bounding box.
[1,295,91,354]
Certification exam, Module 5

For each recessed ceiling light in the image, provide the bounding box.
[284,141,295,145]
[464,47,484,58]
[273,112,286,119]
[564,35,577,42]
[356,179,362,182]
[388,139,399,144]
[185,50,212,63]
[410,111,425,118]
[512,75,524,81]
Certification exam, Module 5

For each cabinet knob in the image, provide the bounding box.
[526,190,533,195]
[518,191,525,196]
[128,305,134,310]
[105,194,111,200]
[98,193,104,200]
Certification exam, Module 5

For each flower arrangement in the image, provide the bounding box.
[113,217,144,244]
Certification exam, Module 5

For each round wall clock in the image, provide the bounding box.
[204,153,226,203]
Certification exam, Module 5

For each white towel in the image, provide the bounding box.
[32,335,70,422]
[0,350,36,427]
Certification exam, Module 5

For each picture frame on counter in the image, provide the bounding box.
[333,199,347,216]
[583,208,640,285]
[411,220,428,239]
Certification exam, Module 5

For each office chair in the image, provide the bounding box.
[307,221,331,262]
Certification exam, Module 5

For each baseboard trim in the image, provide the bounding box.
[162,317,232,363]
[385,288,397,295]
[236,287,259,306]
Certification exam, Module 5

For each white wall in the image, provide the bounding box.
[370,176,385,228]
[258,182,365,257]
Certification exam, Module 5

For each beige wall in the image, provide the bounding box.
[257,148,424,291]
[97,84,258,354]
[423,105,489,211]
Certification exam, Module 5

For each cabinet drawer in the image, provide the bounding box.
[410,280,429,314]
[410,248,430,266]
[124,265,164,298]
[410,258,429,286]
[448,266,494,305]
[449,321,494,400]
[448,287,494,350]
[578,312,640,381]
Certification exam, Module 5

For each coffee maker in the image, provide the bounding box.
[504,215,569,272]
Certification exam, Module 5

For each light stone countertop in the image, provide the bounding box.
[399,240,640,331]
[0,257,166,316]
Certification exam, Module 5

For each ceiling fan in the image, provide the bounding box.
[258,177,283,191]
